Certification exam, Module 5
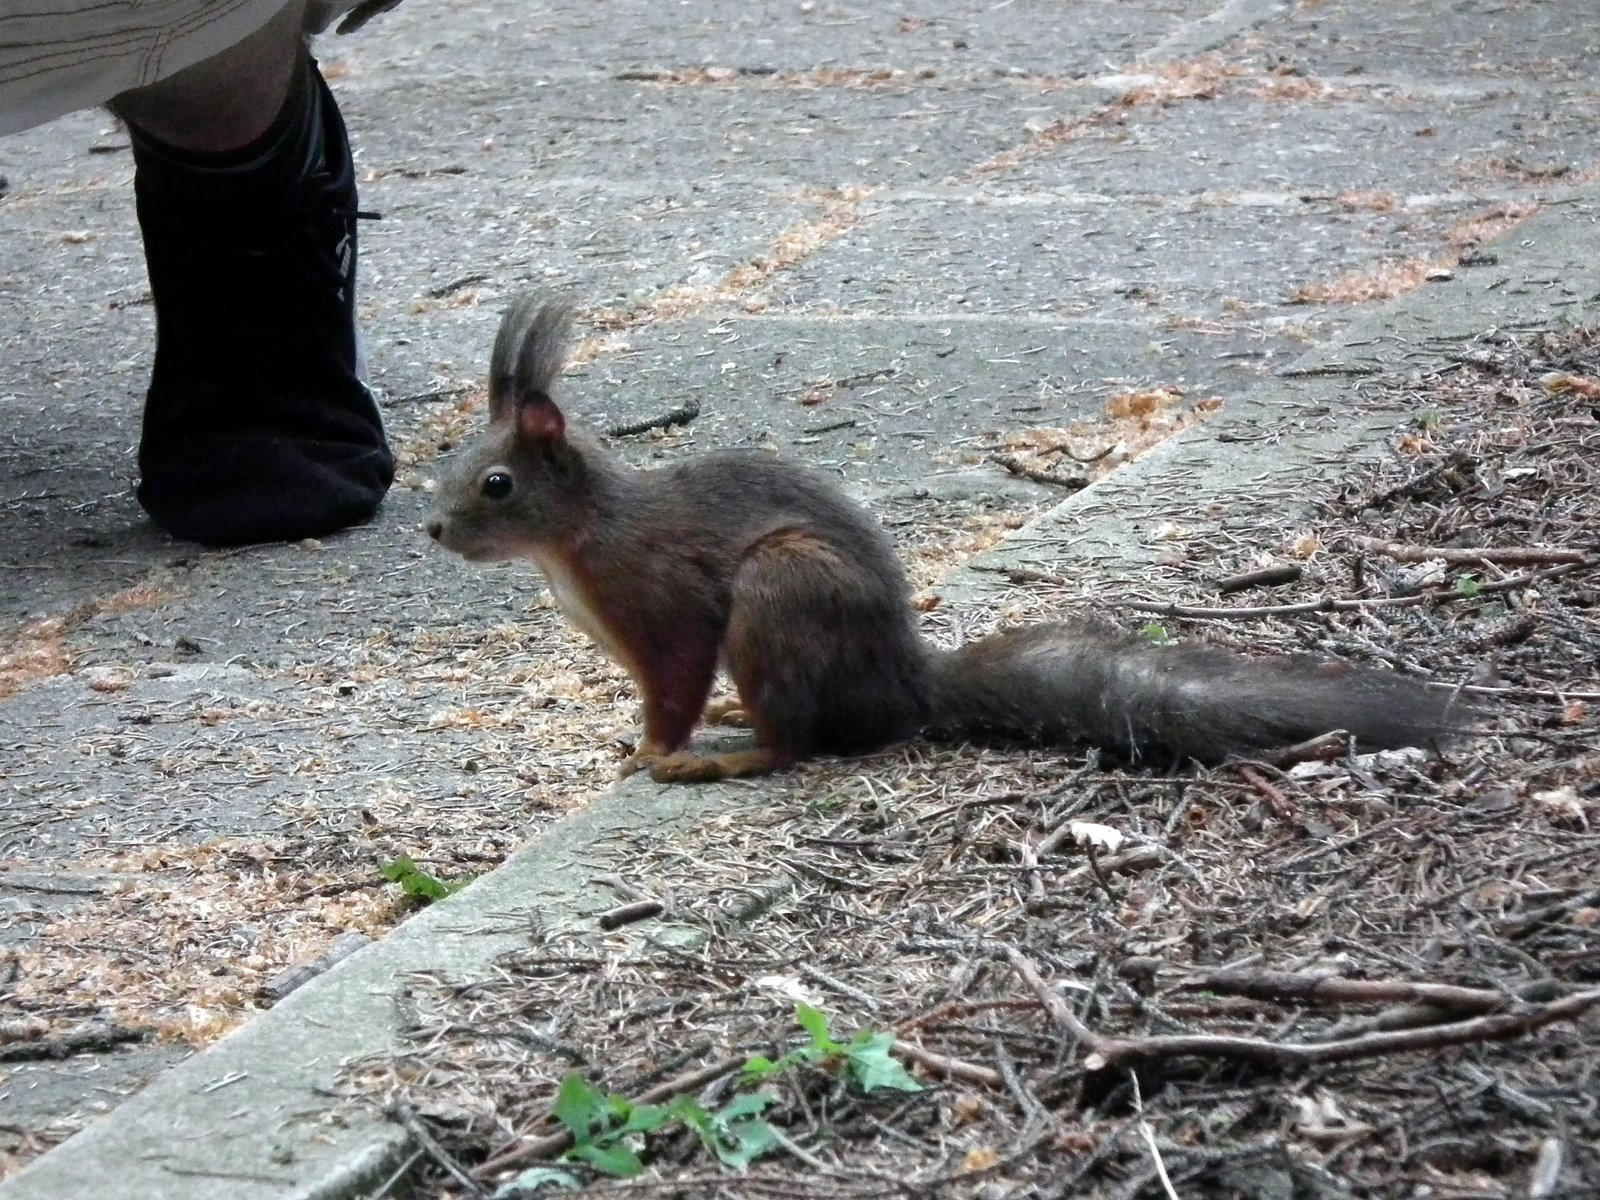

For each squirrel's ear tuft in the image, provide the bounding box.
[515,391,567,445]
[488,296,574,426]
[488,296,541,424]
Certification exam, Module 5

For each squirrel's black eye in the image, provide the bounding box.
[481,471,514,500]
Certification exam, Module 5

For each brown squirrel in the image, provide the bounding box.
[426,297,1466,784]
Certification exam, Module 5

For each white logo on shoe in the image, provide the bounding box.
[334,230,353,300]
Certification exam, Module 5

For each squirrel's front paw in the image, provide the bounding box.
[618,749,720,784]
[646,752,726,784]
[617,751,653,780]
[619,737,674,780]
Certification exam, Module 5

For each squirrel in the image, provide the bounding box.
[426,296,1468,784]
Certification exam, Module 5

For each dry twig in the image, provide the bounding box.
[1351,537,1592,566]
[1005,947,1600,1072]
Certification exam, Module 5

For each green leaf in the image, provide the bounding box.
[795,1003,841,1053]
[617,1102,672,1136]
[1456,575,1483,598]
[718,1092,775,1122]
[668,1095,714,1140]
[741,1054,783,1080]
[377,854,468,901]
[551,1072,608,1141]
[542,1072,781,1177]
[741,1047,813,1082]
[1141,623,1170,644]
[843,1031,924,1093]
[714,1117,780,1169]
[570,1140,644,1177]
[493,1166,581,1196]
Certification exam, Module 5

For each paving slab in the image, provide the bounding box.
[342,73,1080,190]
[547,312,1294,476]
[1253,0,1600,83]
[1003,82,1600,198]
[343,0,1199,81]
[769,189,1497,318]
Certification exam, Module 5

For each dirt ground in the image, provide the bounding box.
[350,329,1600,1199]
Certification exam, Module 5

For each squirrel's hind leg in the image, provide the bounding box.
[637,527,924,785]
[637,529,849,784]
[723,525,925,756]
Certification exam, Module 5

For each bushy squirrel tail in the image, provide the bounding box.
[928,621,1468,763]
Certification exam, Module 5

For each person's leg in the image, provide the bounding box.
[108,0,394,545]
[107,1,307,152]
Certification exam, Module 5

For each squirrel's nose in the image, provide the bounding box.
[424,519,443,541]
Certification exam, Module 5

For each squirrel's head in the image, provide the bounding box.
[425,297,600,561]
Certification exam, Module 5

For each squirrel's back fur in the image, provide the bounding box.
[428,298,1470,782]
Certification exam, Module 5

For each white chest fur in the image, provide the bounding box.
[532,553,627,667]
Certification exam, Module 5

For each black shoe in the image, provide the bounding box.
[130,54,394,546]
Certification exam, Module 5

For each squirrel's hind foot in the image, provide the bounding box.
[702,697,752,728]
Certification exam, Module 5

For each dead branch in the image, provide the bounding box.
[383,384,475,407]
[0,1022,151,1062]
[1001,945,1111,1056]
[974,561,1589,617]
[989,453,1090,490]
[895,999,1040,1035]
[1350,537,1593,566]
[1263,729,1351,766]
[1082,843,1118,905]
[1456,683,1600,701]
[1186,968,1529,1015]
[426,272,490,299]
[596,899,666,930]
[1314,980,1567,1043]
[1498,885,1600,939]
[892,1041,1004,1089]
[969,564,1074,587]
[1017,837,1046,903]
[389,1102,487,1198]
[1280,364,1379,377]
[606,400,701,438]
[1235,765,1295,817]
[1341,449,1473,512]
[1004,947,1600,1071]
[1117,561,1588,620]
[1213,564,1304,594]
[1528,1137,1566,1198]
[798,963,884,1010]
[1131,1073,1181,1200]
[260,932,371,1004]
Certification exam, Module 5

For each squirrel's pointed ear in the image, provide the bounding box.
[515,390,567,445]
